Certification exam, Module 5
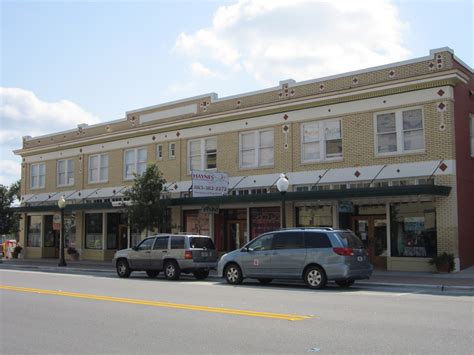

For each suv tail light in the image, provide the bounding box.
[333,247,354,256]
[184,250,193,260]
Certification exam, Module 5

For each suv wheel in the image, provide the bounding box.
[224,263,243,285]
[336,279,354,288]
[164,260,181,280]
[193,269,210,280]
[146,270,160,278]
[116,259,131,278]
[304,265,327,289]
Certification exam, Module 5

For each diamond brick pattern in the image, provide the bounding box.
[439,162,447,172]
[354,170,361,178]
[437,89,445,96]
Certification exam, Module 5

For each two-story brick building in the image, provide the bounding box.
[14,47,474,271]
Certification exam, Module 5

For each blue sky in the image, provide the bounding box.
[1,0,473,187]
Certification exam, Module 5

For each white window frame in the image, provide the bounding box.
[470,114,474,157]
[300,119,343,163]
[239,128,274,169]
[30,162,45,189]
[88,153,109,184]
[156,144,163,161]
[169,142,176,159]
[123,147,148,181]
[374,106,425,156]
[57,158,74,187]
[187,137,217,173]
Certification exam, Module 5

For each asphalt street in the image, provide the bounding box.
[0,269,472,354]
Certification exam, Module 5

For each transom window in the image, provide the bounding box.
[57,159,74,186]
[240,129,274,168]
[375,108,424,154]
[30,163,45,189]
[124,147,147,180]
[301,119,342,162]
[88,153,109,183]
[188,137,217,172]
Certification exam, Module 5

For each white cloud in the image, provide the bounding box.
[190,62,222,79]
[0,87,101,187]
[175,0,410,86]
[0,159,21,187]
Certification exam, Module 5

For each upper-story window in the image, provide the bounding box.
[156,144,163,160]
[375,108,424,155]
[30,162,45,189]
[89,153,108,183]
[124,147,147,180]
[169,143,176,159]
[240,129,274,168]
[470,115,474,157]
[57,159,74,186]
[301,119,342,163]
[188,137,217,172]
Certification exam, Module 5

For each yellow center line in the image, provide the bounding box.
[0,285,313,321]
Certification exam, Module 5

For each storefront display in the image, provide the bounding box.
[250,207,280,239]
[296,205,332,227]
[27,216,42,247]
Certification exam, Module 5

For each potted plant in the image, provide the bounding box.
[67,247,80,261]
[429,252,455,273]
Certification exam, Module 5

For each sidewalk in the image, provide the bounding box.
[2,257,474,292]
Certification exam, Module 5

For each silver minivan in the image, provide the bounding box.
[217,228,373,289]
[113,234,218,280]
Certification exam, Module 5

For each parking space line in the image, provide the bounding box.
[0,285,313,321]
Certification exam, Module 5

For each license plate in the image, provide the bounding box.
[201,252,209,257]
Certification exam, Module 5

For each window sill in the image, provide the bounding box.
[239,164,275,170]
[374,150,426,158]
[87,180,109,185]
[301,157,343,165]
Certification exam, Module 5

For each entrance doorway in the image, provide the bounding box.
[226,220,247,251]
[351,216,387,269]
[118,225,128,250]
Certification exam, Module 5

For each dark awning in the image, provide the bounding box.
[13,184,450,213]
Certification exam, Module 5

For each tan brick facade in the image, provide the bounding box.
[15,49,473,271]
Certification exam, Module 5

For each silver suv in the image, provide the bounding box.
[217,228,373,289]
[113,234,218,280]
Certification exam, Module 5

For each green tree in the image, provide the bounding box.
[0,180,21,236]
[123,165,170,235]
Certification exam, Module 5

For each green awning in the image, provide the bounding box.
[14,184,450,213]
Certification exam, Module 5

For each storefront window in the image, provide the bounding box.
[296,206,332,227]
[85,213,103,249]
[64,213,76,248]
[250,207,280,239]
[27,216,42,247]
[390,202,437,257]
[184,210,210,235]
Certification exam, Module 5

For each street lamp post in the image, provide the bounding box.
[57,196,67,267]
[276,174,289,229]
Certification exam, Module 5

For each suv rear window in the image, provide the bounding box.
[189,237,215,250]
[335,232,364,248]
[171,236,185,249]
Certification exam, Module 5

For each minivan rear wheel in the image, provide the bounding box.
[164,260,181,280]
[336,279,354,288]
[304,265,327,289]
[224,263,243,285]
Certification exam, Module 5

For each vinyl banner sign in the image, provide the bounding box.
[192,170,229,197]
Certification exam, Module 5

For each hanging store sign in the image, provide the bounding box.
[192,170,229,198]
